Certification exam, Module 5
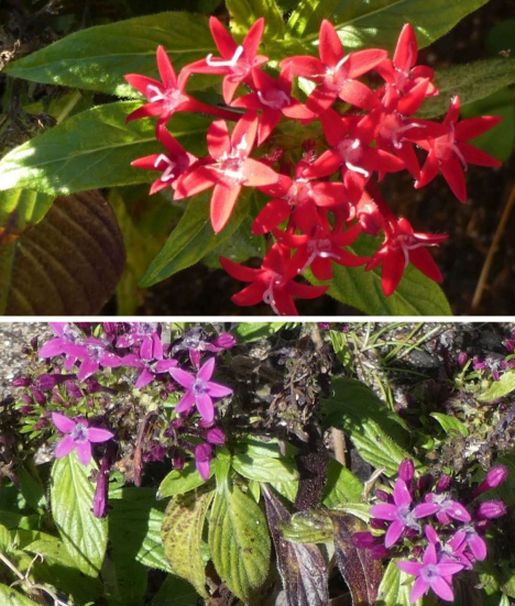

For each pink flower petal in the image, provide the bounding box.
[429,576,454,602]
[196,392,215,424]
[52,412,77,434]
[198,357,216,382]
[170,367,195,389]
[393,478,412,507]
[75,441,92,466]
[87,428,115,443]
[384,520,404,548]
[55,435,75,458]
[410,576,429,602]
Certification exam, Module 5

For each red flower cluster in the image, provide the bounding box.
[125,18,501,314]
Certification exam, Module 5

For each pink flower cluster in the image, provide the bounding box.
[15,323,235,515]
[354,459,509,603]
[126,18,501,314]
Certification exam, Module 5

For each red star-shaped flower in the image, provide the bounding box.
[221,244,327,315]
[131,125,197,194]
[366,216,447,295]
[411,96,502,202]
[281,19,386,111]
[175,111,279,233]
[124,46,235,124]
[186,17,268,103]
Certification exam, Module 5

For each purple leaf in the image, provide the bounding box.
[263,486,329,606]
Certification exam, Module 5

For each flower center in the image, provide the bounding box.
[193,379,208,395]
[215,136,249,183]
[145,85,184,111]
[286,179,313,205]
[71,423,89,443]
[257,88,290,109]
[154,154,177,182]
[337,138,370,177]
[421,564,439,582]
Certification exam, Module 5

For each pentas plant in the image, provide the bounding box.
[14,322,234,516]
[354,459,509,603]
[126,18,501,314]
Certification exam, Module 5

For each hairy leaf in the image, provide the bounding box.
[376,560,419,606]
[322,459,363,508]
[478,371,515,401]
[0,585,40,606]
[227,0,286,38]
[288,0,489,51]
[209,484,271,602]
[233,451,299,483]
[420,57,515,117]
[3,191,125,315]
[135,507,172,573]
[5,12,216,97]
[161,489,215,598]
[0,102,209,195]
[50,452,108,577]
[331,512,383,605]
[281,509,334,544]
[158,462,210,499]
[263,486,329,606]
[322,378,414,476]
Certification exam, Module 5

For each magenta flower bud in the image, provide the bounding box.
[474,465,509,496]
[172,452,185,470]
[457,352,468,367]
[352,532,376,548]
[436,474,451,492]
[213,332,236,349]
[12,376,31,387]
[398,459,415,483]
[92,458,109,518]
[32,389,46,405]
[375,489,390,502]
[477,500,507,520]
[20,405,33,415]
[206,427,225,445]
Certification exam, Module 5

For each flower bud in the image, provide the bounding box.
[398,459,415,483]
[436,474,451,492]
[473,464,509,496]
[476,500,507,520]
[12,375,31,387]
[457,352,468,367]
[213,332,236,350]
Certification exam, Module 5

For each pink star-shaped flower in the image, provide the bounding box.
[52,413,114,466]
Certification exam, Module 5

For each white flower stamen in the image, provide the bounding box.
[206,45,245,68]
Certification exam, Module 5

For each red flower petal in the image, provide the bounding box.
[393,24,418,72]
[318,19,344,66]
[347,49,388,78]
[455,115,502,140]
[242,158,279,187]
[156,45,177,88]
[338,79,378,110]
[210,181,241,233]
[243,17,265,59]
[459,142,502,168]
[440,155,467,202]
[207,120,231,159]
[252,198,291,235]
[209,16,237,57]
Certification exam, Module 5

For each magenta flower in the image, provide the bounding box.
[169,357,232,424]
[398,543,464,603]
[370,478,435,547]
[52,412,114,466]
[423,492,471,525]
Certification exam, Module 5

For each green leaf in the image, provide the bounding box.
[151,575,199,606]
[5,12,216,98]
[234,322,289,342]
[135,507,172,573]
[162,489,215,598]
[430,412,468,437]
[288,0,489,51]
[50,452,108,577]
[322,459,363,508]
[209,483,271,602]
[0,585,40,606]
[233,448,299,483]
[0,189,54,232]
[227,0,286,39]
[0,102,210,195]
[158,461,210,499]
[281,509,334,543]
[376,560,420,606]
[419,57,515,118]
[478,371,515,401]
[140,190,249,287]
[311,235,451,315]
[322,378,415,476]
